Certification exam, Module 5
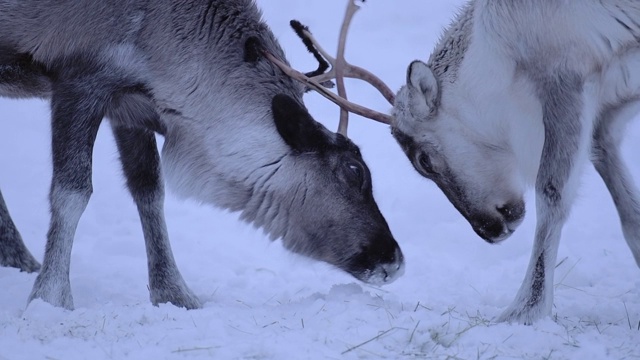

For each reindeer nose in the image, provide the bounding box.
[380,247,405,283]
[496,200,525,223]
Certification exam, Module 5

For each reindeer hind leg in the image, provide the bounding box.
[0,47,48,273]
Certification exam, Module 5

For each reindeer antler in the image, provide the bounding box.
[264,0,394,136]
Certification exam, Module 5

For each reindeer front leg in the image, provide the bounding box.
[28,70,104,310]
[498,71,593,324]
[111,125,200,309]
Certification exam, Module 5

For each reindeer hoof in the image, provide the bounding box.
[0,233,42,273]
[150,287,201,310]
[496,301,550,325]
[27,271,74,310]
[149,273,201,310]
[0,252,41,273]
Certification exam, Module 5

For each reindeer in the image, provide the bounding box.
[278,0,640,324]
[0,0,405,310]
[391,1,640,323]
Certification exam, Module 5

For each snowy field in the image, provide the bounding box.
[1,1,639,359]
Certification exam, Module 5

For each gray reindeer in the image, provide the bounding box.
[391,0,640,323]
[0,0,404,310]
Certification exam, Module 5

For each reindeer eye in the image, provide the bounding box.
[417,153,435,175]
[348,163,363,180]
[344,162,365,188]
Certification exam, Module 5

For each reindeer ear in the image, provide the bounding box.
[272,94,328,152]
[407,60,438,110]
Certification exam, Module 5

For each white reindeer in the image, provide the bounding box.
[391,0,640,323]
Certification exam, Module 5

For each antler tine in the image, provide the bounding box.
[334,0,357,135]
[262,51,393,125]
[291,11,396,106]
[299,0,395,134]
[265,0,395,134]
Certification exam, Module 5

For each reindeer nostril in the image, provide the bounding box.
[496,205,511,216]
[497,201,525,223]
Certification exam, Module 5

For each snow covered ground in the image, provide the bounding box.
[1,0,639,359]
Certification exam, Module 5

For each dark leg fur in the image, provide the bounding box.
[111,124,200,309]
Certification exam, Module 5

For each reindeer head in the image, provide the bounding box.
[264,94,403,284]
[244,1,405,282]
[392,61,526,243]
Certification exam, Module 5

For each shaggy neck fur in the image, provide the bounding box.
[430,1,545,189]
